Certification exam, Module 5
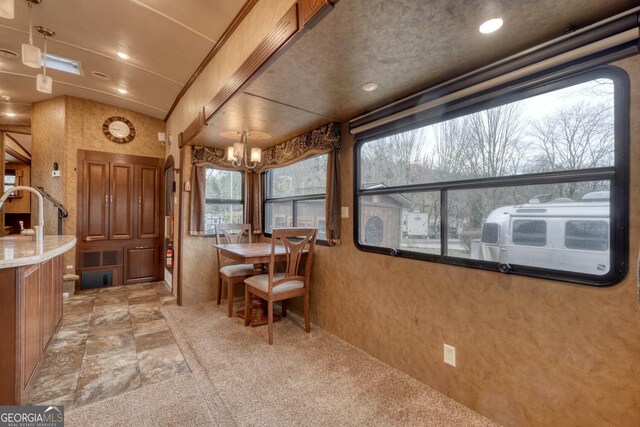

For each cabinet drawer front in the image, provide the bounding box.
[125,246,159,283]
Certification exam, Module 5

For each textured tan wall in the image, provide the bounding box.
[31,97,66,235]
[297,56,640,427]
[31,96,165,271]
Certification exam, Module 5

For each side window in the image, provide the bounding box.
[204,168,244,235]
[565,221,608,251]
[512,220,546,247]
[355,69,628,284]
[264,154,328,240]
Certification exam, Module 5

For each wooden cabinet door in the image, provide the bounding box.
[137,165,160,239]
[83,160,110,241]
[39,260,54,353]
[124,246,159,283]
[53,256,63,328]
[110,163,134,240]
[19,264,41,392]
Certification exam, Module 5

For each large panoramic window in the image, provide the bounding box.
[264,154,327,240]
[355,69,628,285]
[204,168,244,235]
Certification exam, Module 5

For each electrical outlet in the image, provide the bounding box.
[52,170,61,177]
[444,344,456,367]
[341,206,349,218]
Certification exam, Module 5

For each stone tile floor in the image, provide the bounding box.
[29,281,188,409]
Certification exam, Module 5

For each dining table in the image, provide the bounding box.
[213,242,307,326]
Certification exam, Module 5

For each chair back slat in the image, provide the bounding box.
[215,223,252,267]
[282,237,307,277]
[215,223,252,245]
[268,228,318,293]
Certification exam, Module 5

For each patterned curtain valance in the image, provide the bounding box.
[191,122,341,171]
[191,145,235,169]
[258,122,341,171]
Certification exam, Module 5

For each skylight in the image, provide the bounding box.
[42,53,84,76]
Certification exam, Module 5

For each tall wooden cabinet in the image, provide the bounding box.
[77,150,163,288]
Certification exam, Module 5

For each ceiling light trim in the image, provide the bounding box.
[126,0,216,43]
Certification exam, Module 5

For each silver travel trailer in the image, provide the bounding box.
[471,192,610,276]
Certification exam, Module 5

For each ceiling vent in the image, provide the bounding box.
[91,71,111,80]
[0,48,19,58]
[43,53,83,76]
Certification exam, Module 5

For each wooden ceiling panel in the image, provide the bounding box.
[0,0,248,124]
[131,0,245,42]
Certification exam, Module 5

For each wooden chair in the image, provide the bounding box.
[244,228,318,344]
[215,223,254,317]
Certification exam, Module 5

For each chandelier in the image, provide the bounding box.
[227,131,262,169]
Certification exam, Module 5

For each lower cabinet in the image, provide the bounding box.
[124,245,160,284]
[20,264,41,394]
[0,255,64,405]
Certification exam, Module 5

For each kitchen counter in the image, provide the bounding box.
[0,235,76,269]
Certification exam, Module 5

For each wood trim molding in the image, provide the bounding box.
[178,108,207,148]
[164,0,259,122]
[0,125,31,135]
[202,5,299,121]
[4,133,31,159]
[298,0,336,29]
[176,1,338,149]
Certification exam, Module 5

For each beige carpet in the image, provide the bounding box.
[66,301,497,426]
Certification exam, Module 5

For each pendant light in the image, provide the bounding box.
[21,1,41,68]
[35,26,54,93]
[227,131,262,169]
[0,0,15,19]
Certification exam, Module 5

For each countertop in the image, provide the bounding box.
[0,235,77,269]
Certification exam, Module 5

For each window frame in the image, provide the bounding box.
[354,66,629,286]
[203,167,245,236]
[262,154,329,244]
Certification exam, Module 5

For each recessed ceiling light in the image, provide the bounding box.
[362,82,378,92]
[117,52,129,60]
[0,48,18,59]
[91,71,111,80]
[118,88,127,94]
[5,113,16,117]
[479,18,503,34]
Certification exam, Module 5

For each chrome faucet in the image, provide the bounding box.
[0,186,45,243]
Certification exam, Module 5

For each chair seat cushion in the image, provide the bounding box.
[219,264,255,278]
[245,273,304,294]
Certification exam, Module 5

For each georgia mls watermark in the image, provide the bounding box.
[0,406,64,427]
